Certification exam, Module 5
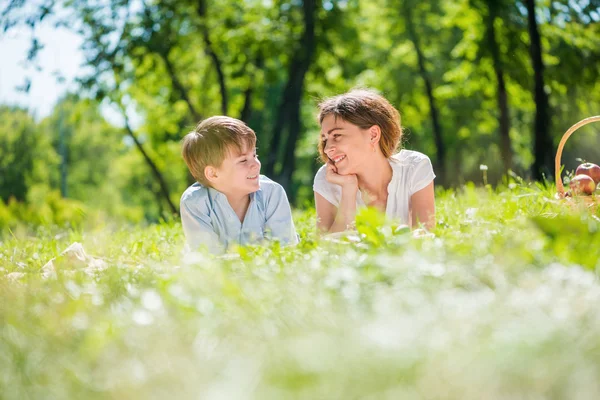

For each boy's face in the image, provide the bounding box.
[210,144,261,197]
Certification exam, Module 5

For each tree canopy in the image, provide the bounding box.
[2,0,600,219]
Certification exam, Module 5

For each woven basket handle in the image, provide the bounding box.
[555,116,600,196]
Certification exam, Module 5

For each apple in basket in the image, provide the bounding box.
[569,174,596,196]
[576,162,600,184]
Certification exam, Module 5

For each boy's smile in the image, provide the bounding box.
[211,144,261,198]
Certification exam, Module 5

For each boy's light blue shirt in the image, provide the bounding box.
[180,175,298,252]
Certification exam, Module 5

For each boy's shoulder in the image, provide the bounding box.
[180,182,210,204]
[257,175,285,198]
[258,174,280,187]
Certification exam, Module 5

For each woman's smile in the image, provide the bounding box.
[331,155,346,164]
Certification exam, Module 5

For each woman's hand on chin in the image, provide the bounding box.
[325,162,358,189]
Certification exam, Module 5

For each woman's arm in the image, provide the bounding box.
[410,181,435,230]
[315,185,358,233]
[315,162,359,233]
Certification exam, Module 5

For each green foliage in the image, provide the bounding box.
[40,95,126,203]
[0,190,141,231]
[3,185,600,398]
[0,106,59,202]
[0,98,157,224]
[532,213,600,269]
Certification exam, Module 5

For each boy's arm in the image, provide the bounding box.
[264,185,299,245]
[180,199,223,253]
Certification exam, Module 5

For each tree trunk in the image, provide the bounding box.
[141,2,201,122]
[264,87,290,178]
[525,0,552,181]
[121,110,178,215]
[402,1,446,186]
[240,86,253,123]
[485,0,513,173]
[58,107,68,198]
[198,0,228,115]
[280,102,301,202]
[265,0,317,191]
[163,55,202,122]
[239,54,264,123]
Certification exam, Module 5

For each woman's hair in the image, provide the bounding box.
[317,88,402,163]
[182,116,256,186]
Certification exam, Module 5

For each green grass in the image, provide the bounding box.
[3,182,600,399]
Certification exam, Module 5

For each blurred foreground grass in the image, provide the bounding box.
[2,182,600,399]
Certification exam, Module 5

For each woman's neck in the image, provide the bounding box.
[356,155,393,200]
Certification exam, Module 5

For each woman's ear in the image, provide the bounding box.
[204,166,218,184]
[369,125,382,143]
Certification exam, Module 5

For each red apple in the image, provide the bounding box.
[569,174,596,195]
[576,162,600,184]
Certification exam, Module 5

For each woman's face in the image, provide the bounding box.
[320,115,374,175]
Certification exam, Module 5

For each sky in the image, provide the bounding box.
[0,16,143,129]
[0,20,84,120]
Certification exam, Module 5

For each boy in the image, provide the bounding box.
[180,116,298,253]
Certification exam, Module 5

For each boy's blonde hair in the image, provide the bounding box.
[317,89,402,163]
[182,116,257,186]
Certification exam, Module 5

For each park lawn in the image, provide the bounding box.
[2,182,600,399]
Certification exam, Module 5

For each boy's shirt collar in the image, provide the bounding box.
[205,183,258,202]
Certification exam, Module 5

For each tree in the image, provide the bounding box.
[264,0,318,195]
[4,0,600,206]
[483,0,513,173]
[525,0,553,181]
[400,0,447,185]
[0,106,59,202]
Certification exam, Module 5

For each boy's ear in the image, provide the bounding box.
[369,125,382,143]
[204,166,218,183]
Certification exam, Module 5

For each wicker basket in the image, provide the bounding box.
[555,115,600,202]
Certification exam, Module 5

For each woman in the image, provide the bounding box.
[313,89,435,233]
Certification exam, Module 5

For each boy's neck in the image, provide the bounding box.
[225,192,252,223]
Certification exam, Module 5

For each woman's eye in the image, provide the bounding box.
[333,134,341,140]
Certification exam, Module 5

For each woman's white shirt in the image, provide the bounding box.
[313,150,435,225]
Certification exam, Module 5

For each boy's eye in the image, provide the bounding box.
[333,134,341,139]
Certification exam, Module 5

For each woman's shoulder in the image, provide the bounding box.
[312,163,340,206]
[314,164,329,183]
[391,149,431,166]
[391,150,436,193]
